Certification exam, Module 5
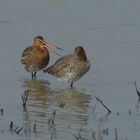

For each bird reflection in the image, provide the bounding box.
[21,79,50,136]
[22,79,50,103]
[52,88,91,123]
[55,88,91,113]
[21,79,91,138]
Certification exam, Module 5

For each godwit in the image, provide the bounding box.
[43,46,90,87]
[21,35,62,79]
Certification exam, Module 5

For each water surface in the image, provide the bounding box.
[0,0,140,140]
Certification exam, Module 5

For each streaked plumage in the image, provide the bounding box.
[43,46,90,87]
[21,35,50,79]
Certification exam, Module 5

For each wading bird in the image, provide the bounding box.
[43,46,90,87]
[21,35,62,79]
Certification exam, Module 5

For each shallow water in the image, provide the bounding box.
[0,0,140,139]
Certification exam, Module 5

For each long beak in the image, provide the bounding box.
[40,40,63,56]
[53,46,63,51]
[46,42,63,51]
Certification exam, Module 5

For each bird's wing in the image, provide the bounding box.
[43,54,72,75]
[21,46,32,57]
[21,46,33,64]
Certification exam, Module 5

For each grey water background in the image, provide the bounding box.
[0,0,140,139]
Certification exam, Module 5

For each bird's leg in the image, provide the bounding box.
[33,72,37,79]
[70,82,73,88]
[31,72,36,80]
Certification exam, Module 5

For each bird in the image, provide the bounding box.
[43,46,90,87]
[21,35,62,79]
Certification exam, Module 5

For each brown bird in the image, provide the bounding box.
[21,35,62,79]
[43,46,90,87]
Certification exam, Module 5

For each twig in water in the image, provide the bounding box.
[128,109,132,115]
[134,81,140,101]
[91,130,96,140]
[92,105,96,115]
[73,127,89,140]
[73,127,82,140]
[21,89,29,110]
[52,111,56,120]
[59,102,66,108]
[73,134,79,140]
[1,129,4,133]
[33,121,37,133]
[102,128,108,135]
[48,111,56,128]
[95,96,111,113]
[10,121,14,131]
[78,127,82,139]
[114,127,118,140]
[14,126,19,132]
[0,108,3,115]
[116,112,119,116]
[16,127,23,134]
[91,129,96,140]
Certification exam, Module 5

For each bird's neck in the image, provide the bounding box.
[76,52,87,61]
